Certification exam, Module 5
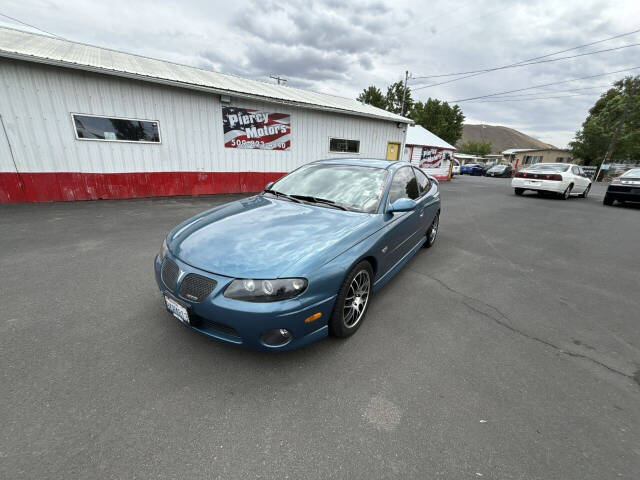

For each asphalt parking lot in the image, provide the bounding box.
[2,175,639,479]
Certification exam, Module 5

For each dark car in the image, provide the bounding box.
[485,164,513,177]
[603,168,640,206]
[460,163,487,176]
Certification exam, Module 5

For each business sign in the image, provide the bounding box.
[222,107,290,150]
[420,147,452,169]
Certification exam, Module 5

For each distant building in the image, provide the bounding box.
[502,148,577,170]
[403,125,456,180]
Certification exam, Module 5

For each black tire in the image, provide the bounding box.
[424,212,439,248]
[560,184,573,200]
[603,194,614,206]
[579,184,591,198]
[514,188,524,196]
[329,261,374,338]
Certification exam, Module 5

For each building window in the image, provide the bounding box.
[72,114,161,143]
[329,138,360,153]
[556,157,568,162]
[523,155,542,165]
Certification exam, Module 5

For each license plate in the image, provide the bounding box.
[526,180,541,186]
[165,295,190,325]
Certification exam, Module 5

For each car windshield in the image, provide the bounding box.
[527,164,570,172]
[268,163,388,213]
[489,165,506,171]
[621,168,640,178]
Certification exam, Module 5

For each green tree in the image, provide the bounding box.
[385,81,413,115]
[457,140,492,156]
[570,76,640,165]
[356,85,387,110]
[410,98,465,145]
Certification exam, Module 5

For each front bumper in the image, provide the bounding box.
[606,186,640,202]
[511,177,567,193]
[154,253,335,351]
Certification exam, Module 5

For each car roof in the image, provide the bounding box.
[313,158,410,170]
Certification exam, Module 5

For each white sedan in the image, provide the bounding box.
[511,163,592,199]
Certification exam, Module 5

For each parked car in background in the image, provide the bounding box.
[460,163,487,176]
[485,164,513,177]
[452,160,460,175]
[154,159,441,351]
[603,168,640,206]
[512,163,591,199]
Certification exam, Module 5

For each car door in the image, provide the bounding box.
[380,167,421,271]
[571,166,588,192]
[413,167,438,231]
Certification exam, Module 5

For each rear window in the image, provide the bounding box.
[528,164,570,172]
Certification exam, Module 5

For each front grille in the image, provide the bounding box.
[161,258,179,289]
[179,274,217,302]
[608,185,632,193]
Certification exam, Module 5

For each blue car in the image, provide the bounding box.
[460,163,486,176]
[154,158,441,351]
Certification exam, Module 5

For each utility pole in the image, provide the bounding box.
[400,70,409,116]
[594,82,634,182]
[269,74,287,85]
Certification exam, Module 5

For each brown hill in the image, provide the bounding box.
[458,124,556,154]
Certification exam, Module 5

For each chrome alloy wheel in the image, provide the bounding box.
[343,270,371,328]
[429,215,439,243]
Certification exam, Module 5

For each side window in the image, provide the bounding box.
[388,167,419,204]
[572,166,580,175]
[413,167,431,196]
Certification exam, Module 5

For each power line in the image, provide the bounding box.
[464,93,598,103]
[410,41,640,80]
[0,12,62,38]
[410,27,640,90]
[448,66,640,103]
[486,84,613,99]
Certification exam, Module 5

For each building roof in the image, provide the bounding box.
[502,147,570,155]
[502,148,535,155]
[0,27,412,124]
[405,125,456,149]
[454,153,484,159]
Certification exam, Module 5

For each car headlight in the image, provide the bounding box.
[224,278,308,302]
[159,238,169,260]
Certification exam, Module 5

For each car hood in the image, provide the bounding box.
[167,195,377,278]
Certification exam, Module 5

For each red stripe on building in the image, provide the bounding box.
[0,171,286,203]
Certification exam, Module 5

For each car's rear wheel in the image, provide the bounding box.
[424,212,439,248]
[329,261,373,338]
[579,184,591,198]
[603,194,614,206]
[560,184,572,200]
[514,188,524,196]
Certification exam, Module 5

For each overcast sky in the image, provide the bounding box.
[2,0,639,147]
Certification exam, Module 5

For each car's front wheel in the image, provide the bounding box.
[603,194,614,206]
[329,261,373,338]
[515,188,524,196]
[424,212,439,248]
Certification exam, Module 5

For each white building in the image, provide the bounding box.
[0,27,411,202]
[403,125,456,180]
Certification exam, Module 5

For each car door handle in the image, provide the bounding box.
[419,209,425,217]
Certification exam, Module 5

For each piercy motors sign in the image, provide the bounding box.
[420,147,452,169]
[222,107,291,150]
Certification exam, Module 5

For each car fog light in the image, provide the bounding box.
[261,328,292,347]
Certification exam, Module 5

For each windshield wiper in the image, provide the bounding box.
[263,189,302,203]
[289,195,348,211]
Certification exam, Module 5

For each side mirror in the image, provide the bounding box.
[265,181,274,190]
[388,198,417,213]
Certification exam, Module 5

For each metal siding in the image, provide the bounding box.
[0,58,406,201]
[0,26,412,125]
